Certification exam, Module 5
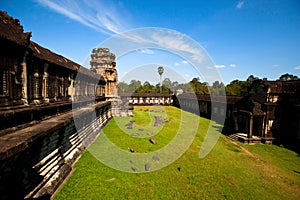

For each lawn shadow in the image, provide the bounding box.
[292,170,300,175]
[212,124,235,136]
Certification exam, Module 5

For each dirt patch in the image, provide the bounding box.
[229,140,259,159]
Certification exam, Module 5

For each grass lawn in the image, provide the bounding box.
[54,106,300,200]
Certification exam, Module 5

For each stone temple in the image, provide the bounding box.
[90,48,123,116]
[90,48,118,98]
[1,10,300,200]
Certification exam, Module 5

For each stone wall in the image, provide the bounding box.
[119,93,173,106]
[0,101,112,199]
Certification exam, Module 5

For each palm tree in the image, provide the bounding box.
[158,66,164,93]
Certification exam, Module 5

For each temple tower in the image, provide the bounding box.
[90,48,118,98]
[90,48,124,116]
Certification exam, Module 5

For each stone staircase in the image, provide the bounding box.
[227,133,240,141]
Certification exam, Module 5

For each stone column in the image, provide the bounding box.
[32,70,42,103]
[42,63,49,103]
[249,113,253,138]
[262,115,266,138]
[21,51,29,104]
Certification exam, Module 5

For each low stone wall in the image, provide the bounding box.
[0,101,112,200]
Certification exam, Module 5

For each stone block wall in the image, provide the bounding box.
[0,101,112,199]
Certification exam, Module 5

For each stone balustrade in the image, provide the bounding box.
[0,101,112,199]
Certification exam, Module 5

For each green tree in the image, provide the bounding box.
[158,66,164,93]
[211,81,225,95]
[225,79,251,96]
[118,81,129,93]
[129,80,141,92]
[278,73,299,81]
[137,81,155,93]
[189,77,209,95]
[246,75,259,83]
[162,78,172,88]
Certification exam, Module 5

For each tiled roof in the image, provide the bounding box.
[236,96,265,116]
[0,11,104,81]
[282,80,300,94]
[177,94,243,104]
[262,80,300,94]
[0,11,31,46]
[30,42,104,81]
[30,41,79,71]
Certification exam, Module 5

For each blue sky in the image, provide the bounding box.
[1,0,299,84]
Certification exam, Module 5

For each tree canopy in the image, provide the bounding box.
[117,73,299,96]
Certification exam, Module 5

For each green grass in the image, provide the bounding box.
[54,106,300,200]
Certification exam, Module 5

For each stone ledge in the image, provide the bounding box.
[0,101,110,161]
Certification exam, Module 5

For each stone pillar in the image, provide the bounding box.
[21,51,29,104]
[32,69,42,103]
[262,115,266,138]
[43,63,49,103]
[1,70,9,106]
[249,113,253,138]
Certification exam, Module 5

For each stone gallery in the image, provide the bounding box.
[0,10,300,200]
[0,11,118,199]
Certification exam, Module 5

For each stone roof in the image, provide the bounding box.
[0,11,104,81]
[30,41,79,71]
[0,11,31,46]
[30,42,104,81]
[263,80,300,94]
[177,94,242,104]
[236,96,265,116]
[281,80,300,94]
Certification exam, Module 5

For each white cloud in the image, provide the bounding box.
[215,64,225,69]
[236,1,244,9]
[182,60,188,64]
[229,64,236,68]
[138,48,154,54]
[174,60,189,66]
[36,0,127,34]
[151,32,205,63]
[184,73,190,78]
[101,28,218,82]
[294,65,300,70]
[272,64,280,67]
[174,62,180,66]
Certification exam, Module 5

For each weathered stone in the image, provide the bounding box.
[131,167,138,172]
[90,48,118,97]
[126,124,133,129]
[152,156,160,161]
[177,166,182,172]
[147,131,154,136]
[131,133,140,137]
[145,163,150,171]
[0,101,112,199]
[129,148,137,153]
[154,116,163,127]
[149,138,157,144]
